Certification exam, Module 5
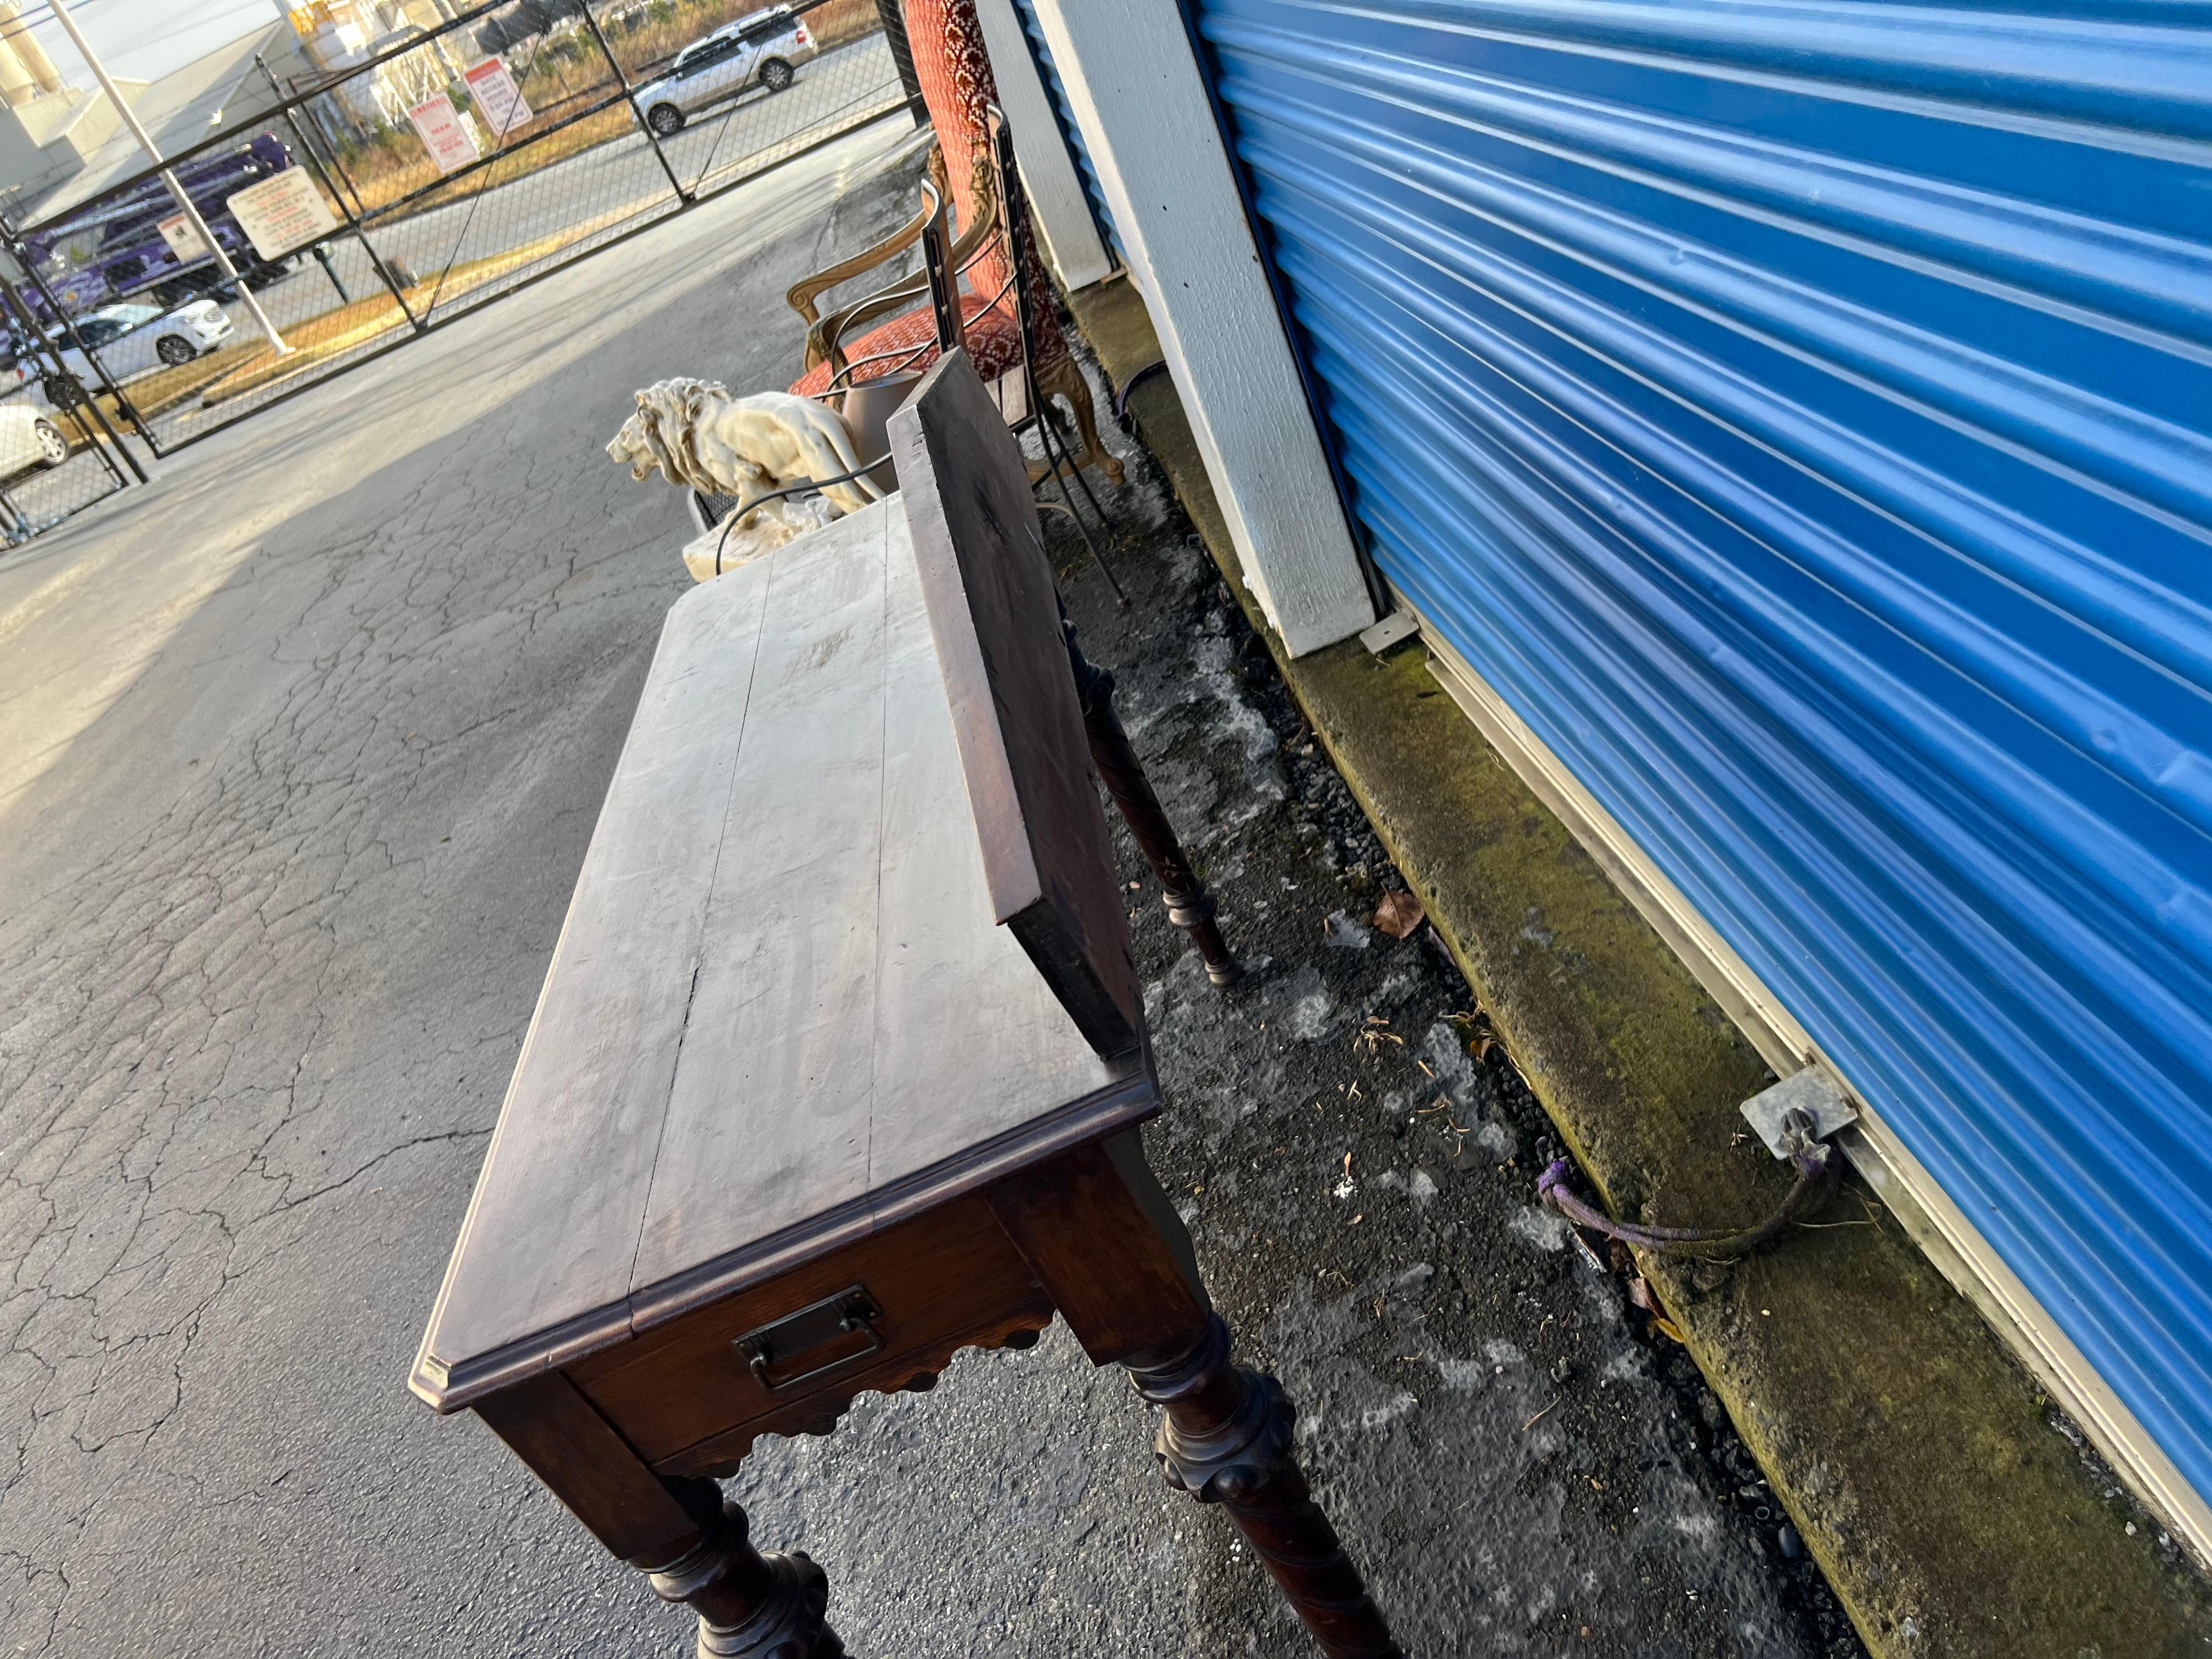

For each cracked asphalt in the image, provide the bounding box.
[0,119,1867,1656]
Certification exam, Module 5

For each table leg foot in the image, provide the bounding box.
[640,1482,846,1659]
[1130,1317,1401,1658]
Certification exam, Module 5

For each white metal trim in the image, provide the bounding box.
[1021,0,1374,654]
[969,0,1112,290]
[1412,604,2212,1571]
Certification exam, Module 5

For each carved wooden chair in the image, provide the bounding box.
[785,141,1120,488]
[783,12,1121,492]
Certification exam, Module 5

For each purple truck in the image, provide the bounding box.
[20,134,300,319]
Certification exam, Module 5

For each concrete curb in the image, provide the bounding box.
[1063,275,2212,1659]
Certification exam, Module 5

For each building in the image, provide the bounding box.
[986,0,2212,1583]
[267,1,467,131]
[0,6,332,222]
[0,0,148,213]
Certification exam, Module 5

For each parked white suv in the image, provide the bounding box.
[635,7,817,135]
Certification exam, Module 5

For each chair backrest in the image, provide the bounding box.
[888,349,1141,1059]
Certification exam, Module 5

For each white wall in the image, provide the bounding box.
[970,0,1111,291]
[1020,0,1374,655]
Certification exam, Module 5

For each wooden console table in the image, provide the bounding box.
[411,356,1398,1657]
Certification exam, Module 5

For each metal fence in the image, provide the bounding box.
[0,368,131,544]
[0,272,135,542]
[0,0,916,498]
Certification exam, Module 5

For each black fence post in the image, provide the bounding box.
[0,271,138,488]
[257,55,370,222]
[263,75,425,336]
[583,2,691,206]
[0,217,159,457]
[874,0,930,128]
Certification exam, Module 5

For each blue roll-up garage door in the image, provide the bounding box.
[1008,0,1125,264]
[1189,0,2212,1515]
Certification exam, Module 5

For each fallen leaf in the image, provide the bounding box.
[1449,1007,1500,1059]
[1627,1276,1658,1313]
[1650,1316,1688,1346]
[1373,889,1425,938]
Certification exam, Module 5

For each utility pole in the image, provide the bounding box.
[42,0,291,357]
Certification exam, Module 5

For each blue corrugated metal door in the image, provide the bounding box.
[1189,0,2212,1510]
[1007,0,1125,263]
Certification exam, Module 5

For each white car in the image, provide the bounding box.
[49,299,235,384]
[0,402,74,481]
[636,7,818,135]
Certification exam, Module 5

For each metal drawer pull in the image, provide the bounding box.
[734,1286,884,1392]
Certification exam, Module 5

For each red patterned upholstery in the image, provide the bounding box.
[788,292,1025,398]
[792,0,1066,397]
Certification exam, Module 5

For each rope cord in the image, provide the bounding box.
[1536,1108,1843,1260]
[710,455,890,575]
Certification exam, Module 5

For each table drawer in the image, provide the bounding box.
[567,1195,1052,1476]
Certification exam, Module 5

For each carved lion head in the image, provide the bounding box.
[607,377,731,490]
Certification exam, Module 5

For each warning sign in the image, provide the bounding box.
[463,55,532,138]
[407,93,481,174]
[156,212,210,263]
[227,167,338,262]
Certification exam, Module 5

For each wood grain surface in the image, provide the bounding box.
[890,352,1143,1059]
[413,500,1155,1413]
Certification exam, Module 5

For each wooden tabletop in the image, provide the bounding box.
[412,500,1154,1412]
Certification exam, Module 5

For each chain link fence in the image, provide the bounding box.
[0,369,131,544]
[0,0,918,502]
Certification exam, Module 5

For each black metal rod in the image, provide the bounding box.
[263,83,422,332]
[280,104,426,334]
[310,244,349,305]
[988,106,1124,603]
[257,55,368,221]
[582,0,692,206]
[0,270,139,486]
[286,71,373,223]
[0,217,157,453]
[873,0,931,128]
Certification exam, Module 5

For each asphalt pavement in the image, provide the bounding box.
[0,116,1864,1657]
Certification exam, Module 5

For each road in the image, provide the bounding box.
[46,34,904,449]
[0,114,1863,1658]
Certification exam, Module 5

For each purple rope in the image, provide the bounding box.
[1114,359,1171,422]
[1537,1110,1842,1260]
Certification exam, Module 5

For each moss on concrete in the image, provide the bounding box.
[1068,275,2212,1657]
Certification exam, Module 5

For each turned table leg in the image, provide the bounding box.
[475,1376,845,1659]
[988,1136,1398,1657]
[1131,1318,1400,1658]
[641,1478,846,1659]
[1061,618,1243,986]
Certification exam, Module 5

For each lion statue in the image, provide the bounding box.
[607,379,887,520]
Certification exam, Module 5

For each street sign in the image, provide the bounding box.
[226,168,339,263]
[156,212,209,263]
[407,93,481,175]
[462,56,532,138]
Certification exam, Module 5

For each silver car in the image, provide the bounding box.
[636,7,819,136]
